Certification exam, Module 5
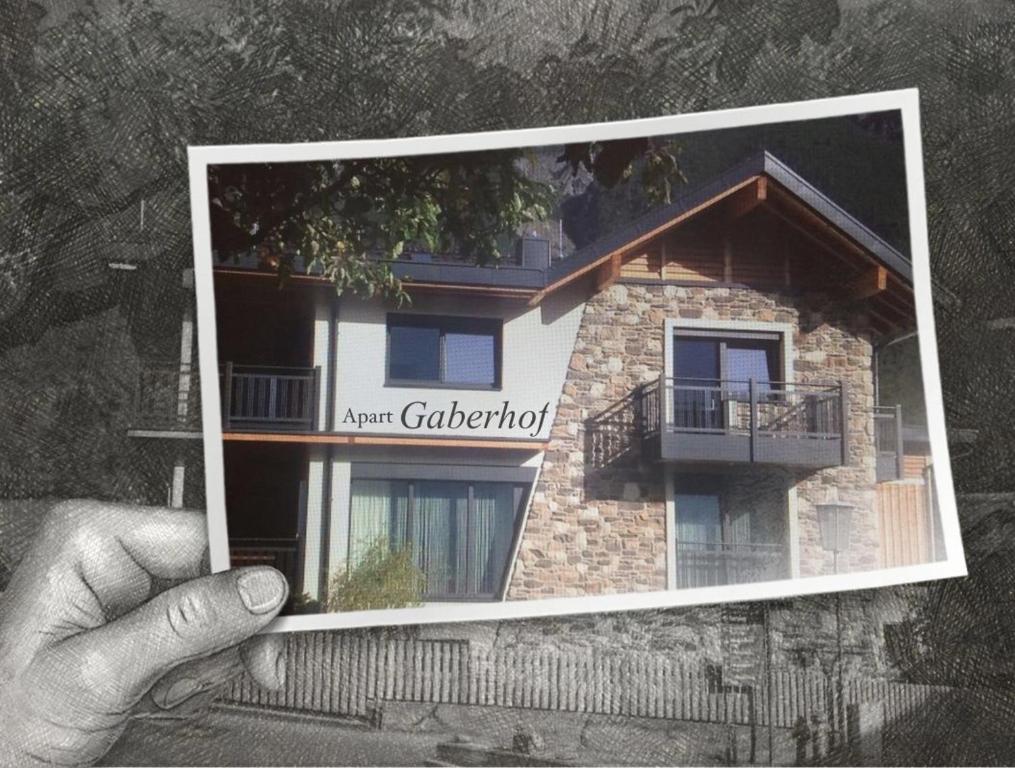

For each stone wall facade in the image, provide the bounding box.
[420,594,891,680]
[507,281,878,600]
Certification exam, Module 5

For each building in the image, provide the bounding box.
[129,151,941,612]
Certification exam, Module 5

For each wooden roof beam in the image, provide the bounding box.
[595,251,623,292]
[878,286,917,315]
[761,202,860,276]
[527,174,764,305]
[843,265,888,301]
[865,305,909,336]
[725,176,768,221]
[765,183,911,293]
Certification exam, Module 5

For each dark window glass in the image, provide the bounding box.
[445,331,496,385]
[388,315,500,387]
[389,324,440,381]
[675,338,720,382]
[726,340,779,394]
[673,339,722,430]
[673,333,780,397]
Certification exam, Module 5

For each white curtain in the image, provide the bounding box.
[348,480,409,567]
[349,478,518,597]
[470,483,515,595]
[413,481,468,597]
[674,493,722,547]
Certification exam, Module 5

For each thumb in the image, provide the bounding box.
[51,567,288,710]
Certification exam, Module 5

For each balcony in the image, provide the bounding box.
[636,375,846,469]
[221,363,320,432]
[675,540,786,588]
[132,362,202,433]
[132,362,320,434]
[874,405,904,482]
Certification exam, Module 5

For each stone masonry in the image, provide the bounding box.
[507,281,879,599]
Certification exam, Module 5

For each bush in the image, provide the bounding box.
[326,537,425,612]
[290,592,321,614]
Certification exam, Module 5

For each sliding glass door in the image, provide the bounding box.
[672,332,781,431]
[348,478,524,600]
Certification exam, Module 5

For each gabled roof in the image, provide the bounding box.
[217,152,916,319]
[546,151,912,288]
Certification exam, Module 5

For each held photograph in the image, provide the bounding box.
[179,91,964,632]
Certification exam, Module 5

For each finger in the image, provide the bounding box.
[72,501,208,582]
[240,632,287,692]
[0,502,209,664]
[51,567,288,710]
[79,504,209,621]
[143,647,244,714]
[136,634,286,721]
[134,687,222,723]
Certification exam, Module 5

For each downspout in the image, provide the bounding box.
[327,297,339,432]
[872,330,917,406]
[317,297,339,605]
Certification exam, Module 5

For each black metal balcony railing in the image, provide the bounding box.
[675,540,786,588]
[874,404,905,482]
[134,363,202,431]
[132,362,320,433]
[220,363,320,431]
[637,375,846,468]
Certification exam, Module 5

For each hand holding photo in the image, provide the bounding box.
[182,89,964,632]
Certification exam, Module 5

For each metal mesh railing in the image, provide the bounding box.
[638,377,844,440]
[675,540,786,588]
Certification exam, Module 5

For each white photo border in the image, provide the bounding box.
[188,88,967,634]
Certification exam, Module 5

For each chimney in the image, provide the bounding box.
[516,236,550,270]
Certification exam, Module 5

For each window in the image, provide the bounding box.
[348,478,526,599]
[671,331,782,430]
[674,491,722,547]
[674,331,780,392]
[673,475,783,589]
[387,314,501,388]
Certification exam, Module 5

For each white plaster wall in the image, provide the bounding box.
[300,447,327,599]
[330,285,585,441]
[325,457,352,580]
[312,298,332,431]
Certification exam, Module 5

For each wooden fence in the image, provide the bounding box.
[223,632,953,730]
[878,480,934,568]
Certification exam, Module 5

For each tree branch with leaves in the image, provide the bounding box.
[207,139,685,301]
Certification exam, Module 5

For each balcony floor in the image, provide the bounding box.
[648,429,843,469]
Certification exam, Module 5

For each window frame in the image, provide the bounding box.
[385,313,503,391]
[673,329,782,385]
[346,476,528,602]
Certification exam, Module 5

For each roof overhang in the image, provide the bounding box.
[213,260,541,301]
[529,151,913,309]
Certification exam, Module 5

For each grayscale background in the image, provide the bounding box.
[2,0,1014,765]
